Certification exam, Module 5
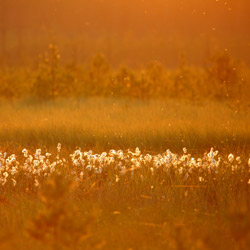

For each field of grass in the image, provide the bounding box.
[0,97,249,153]
[0,98,250,250]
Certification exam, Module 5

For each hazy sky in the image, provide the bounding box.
[1,0,249,66]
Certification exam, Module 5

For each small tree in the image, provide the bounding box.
[33,44,62,99]
[207,51,241,100]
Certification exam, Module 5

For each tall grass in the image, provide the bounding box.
[0,144,250,249]
[0,98,249,153]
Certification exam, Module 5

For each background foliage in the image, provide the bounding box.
[0,45,249,110]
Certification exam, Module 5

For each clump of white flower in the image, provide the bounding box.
[0,145,248,189]
[228,154,234,163]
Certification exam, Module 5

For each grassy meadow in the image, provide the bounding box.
[0,97,250,250]
[0,97,249,152]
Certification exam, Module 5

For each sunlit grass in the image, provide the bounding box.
[0,142,250,249]
[0,98,249,153]
[0,98,249,250]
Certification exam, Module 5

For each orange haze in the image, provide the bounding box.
[0,0,249,66]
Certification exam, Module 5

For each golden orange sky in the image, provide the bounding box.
[1,0,249,66]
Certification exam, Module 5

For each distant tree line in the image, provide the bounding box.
[0,44,249,111]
